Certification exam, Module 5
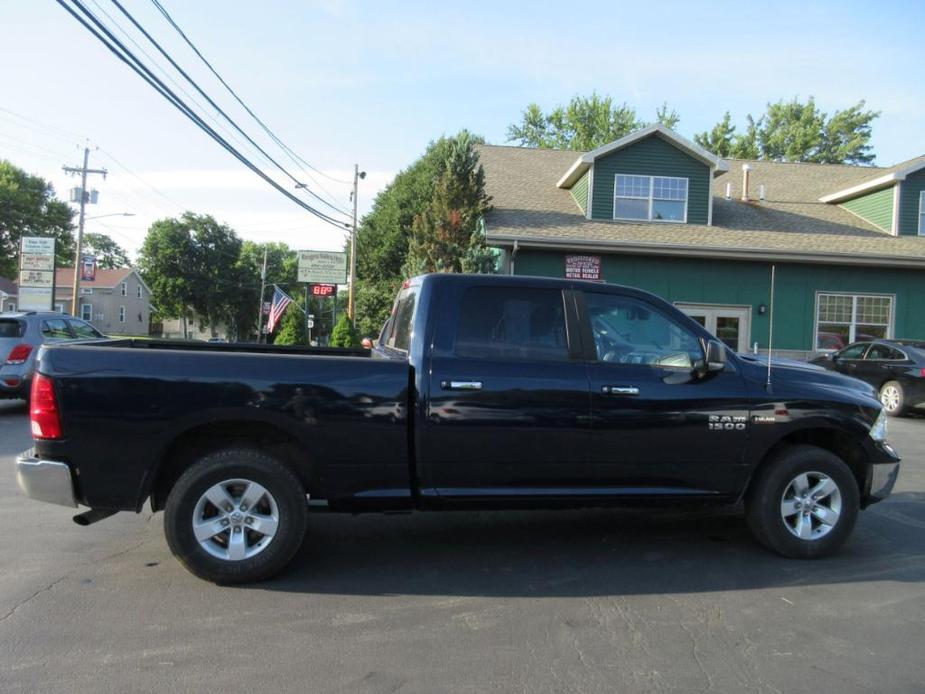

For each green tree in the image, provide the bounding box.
[272,302,307,345]
[82,232,130,269]
[506,94,680,150]
[403,131,493,275]
[353,132,471,336]
[694,111,737,158]
[0,160,75,278]
[330,312,360,347]
[697,98,879,164]
[228,241,298,340]
[137,212,244,335]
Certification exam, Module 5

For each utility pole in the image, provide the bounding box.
[348,163,366,325]
[63,146,107,316]
[256,247,268,343]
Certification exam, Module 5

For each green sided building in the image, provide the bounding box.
[476,125,925,358]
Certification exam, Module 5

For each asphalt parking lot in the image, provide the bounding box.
[1,400,924,694]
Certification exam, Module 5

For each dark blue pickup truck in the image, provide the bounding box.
[16,274,900,583]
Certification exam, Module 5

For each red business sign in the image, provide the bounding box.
[311,283,338,297]
[565,254,601,280]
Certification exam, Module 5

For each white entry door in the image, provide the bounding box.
[676,304,751,353]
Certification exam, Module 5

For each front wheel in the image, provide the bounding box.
[746,445,859,559]
[879,381,906,417]
[164,448,308,583]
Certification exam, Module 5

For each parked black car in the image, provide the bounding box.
[16,274,900,583]
[810,339,925,416]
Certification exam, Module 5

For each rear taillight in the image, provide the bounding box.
[920,368,925,378]
[5,343,32,365]
[30,373,62,440]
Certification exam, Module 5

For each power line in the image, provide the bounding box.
[56,0,351,231]
[86,0,281,183]
[108,0,352,220]
[148,0,354,189]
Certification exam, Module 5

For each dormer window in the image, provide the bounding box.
[614,174,688,223]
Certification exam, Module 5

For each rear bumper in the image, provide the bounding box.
[15,451,77,508]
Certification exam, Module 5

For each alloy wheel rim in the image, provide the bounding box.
[780,471,841,541]
[881,385,900,411]
[192,478,279,561]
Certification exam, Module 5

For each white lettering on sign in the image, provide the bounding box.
[297,250,348,284]
[565,254,601,281]
[21,237,56,255]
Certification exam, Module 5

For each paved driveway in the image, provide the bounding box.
[1,399,924,693]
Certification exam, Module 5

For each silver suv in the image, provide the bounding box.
[0,312,106,401]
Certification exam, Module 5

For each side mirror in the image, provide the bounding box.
[703,339,726,372]
[829,353,838,362]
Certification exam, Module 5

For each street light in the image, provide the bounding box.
[85,212,135,221]
[70,212,136,315]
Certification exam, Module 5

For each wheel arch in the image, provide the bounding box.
[144,416,318,512]
[743,426,868,501]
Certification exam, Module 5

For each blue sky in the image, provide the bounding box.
[2,0,923,257]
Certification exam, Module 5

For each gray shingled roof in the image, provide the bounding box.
[476,144,925,267]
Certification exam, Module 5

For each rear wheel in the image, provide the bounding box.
[746,445,859,559]
[164,448,308,583]
[879,381,906,417]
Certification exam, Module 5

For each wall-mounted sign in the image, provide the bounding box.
[310,283,338,297]
[565,254,602,281]
[80,255,97,281]
[297,250,348,285]
[19,236,56,310]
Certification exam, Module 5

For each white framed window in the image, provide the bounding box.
[121,282,127,296]
[918,190,925,236]
[80,303,92,321]
[136,284,142,299]
[119,305,126,323]
[54,302,65,314]
[814,292,894,351]
[7,303,14,312]
[614,174,688,222]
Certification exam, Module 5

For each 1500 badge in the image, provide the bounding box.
[708,415,747,431]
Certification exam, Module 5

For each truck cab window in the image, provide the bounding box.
[387,286,417,352]
[586,293,702,368]
[455,287,568,361]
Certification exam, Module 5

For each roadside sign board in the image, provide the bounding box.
[19,269,54,287]
[565,254,601,281]
[297,251,347,285]
[19,236,56,310]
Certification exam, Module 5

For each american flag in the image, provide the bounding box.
[266,286,293,333]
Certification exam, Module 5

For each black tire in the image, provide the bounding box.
[879,380,907,417]
[164,448,308,584]
[745,445,859,559]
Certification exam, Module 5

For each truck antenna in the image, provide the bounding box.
[766,264,776,389]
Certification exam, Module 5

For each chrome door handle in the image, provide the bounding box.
[441,380,483,391]
[602,385,639,396]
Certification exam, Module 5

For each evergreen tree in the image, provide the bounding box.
[273,303,307,345]
[403,131,493,276]
[330,313,360,347]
